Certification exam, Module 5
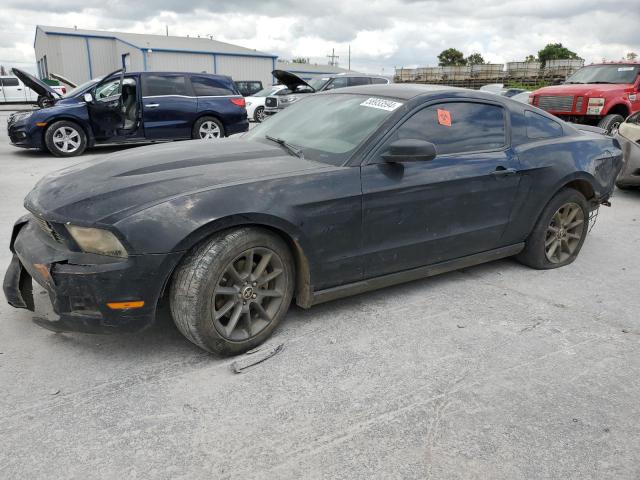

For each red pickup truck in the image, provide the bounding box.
[529,62,640,132]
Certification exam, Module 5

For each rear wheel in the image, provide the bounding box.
[516,189,589,269]
[192,116,225,140]
[170,227,295,355]
[44,120,87,157]
[597,114,625,134]
[254,106,266,123]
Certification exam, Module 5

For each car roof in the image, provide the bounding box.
[318,73,388,79]
[323,83,473,100]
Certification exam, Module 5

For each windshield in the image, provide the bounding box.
[252,87,282,97]
[64,79,98,97]
[566,64,639,84]
[245,94,402,165]
[307,77,330,91]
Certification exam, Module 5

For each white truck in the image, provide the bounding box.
[0,75,66,104]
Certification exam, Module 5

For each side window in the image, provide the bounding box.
[275,89,292,96]
[385,102,506,156]
[324,77,348,91]
[191,76,234,96]
[142,75,188,96]
[2,78,19,87]
[348,77,370,87]
[525,110,563,139]
[371,77,388,85]
[95,79,121,100]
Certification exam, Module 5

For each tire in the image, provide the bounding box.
[516,188,589,270]
[170,227,295,355]
[192,116,225,140]
[44,120,87,157]
[253,106,266,123]
[37,95,54,108]
[597,114,625,134]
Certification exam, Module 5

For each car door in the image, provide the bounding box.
[142,74,196,139]
[86,70,126,140]
[360,100,522,278]
[1,77,25,102]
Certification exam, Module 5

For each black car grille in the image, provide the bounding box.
[265,97,278,108]
[32,215,63,244]
[538,95,574,112]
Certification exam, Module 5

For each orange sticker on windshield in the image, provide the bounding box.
[437,108,452,127]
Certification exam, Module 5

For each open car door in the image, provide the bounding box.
[85,69,125,139]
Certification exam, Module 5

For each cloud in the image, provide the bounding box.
[0,0,638,74]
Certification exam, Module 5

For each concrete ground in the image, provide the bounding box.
[0,106,639,479]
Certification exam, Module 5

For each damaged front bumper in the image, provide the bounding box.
[3,216,182,334]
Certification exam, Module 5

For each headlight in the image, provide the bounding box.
[66,225,128,258]
[587,97,605,115]
[13,111,33,122]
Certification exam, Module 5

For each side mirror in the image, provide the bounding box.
[83,93,93,103]
[381,139,437,163]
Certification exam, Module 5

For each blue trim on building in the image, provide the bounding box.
[212,54,217,73]
[38,29,278,60]
[85,37,93,79]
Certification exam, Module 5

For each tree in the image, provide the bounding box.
[438,48,466,66]
[627,52,638,61]
[537,43,580,67]
[291,57,309,64]
[466,53,485,65]
[524,55,538,63]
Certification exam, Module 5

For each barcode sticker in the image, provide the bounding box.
[360,98,403,111]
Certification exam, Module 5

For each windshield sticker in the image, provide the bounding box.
[437,108,452,127]
[360,97,403,111]
[618,67,635,71]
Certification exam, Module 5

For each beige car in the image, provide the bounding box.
[616,111,640,189]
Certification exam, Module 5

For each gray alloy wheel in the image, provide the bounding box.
[52,126,82,154]
[544,202,585,264]
[211,247,287,341]
[516,188,589,270]
[170,227,294,355]
[198,120,222,139]
[254,106,266,123]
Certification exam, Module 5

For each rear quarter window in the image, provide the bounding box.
[142,75,188,96]
[370,78,389,85]
[525,110,563,139]
[191,76,235,96]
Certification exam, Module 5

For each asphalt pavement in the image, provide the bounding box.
[1,107,639,479]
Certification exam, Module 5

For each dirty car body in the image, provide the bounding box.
[4,85,623,335]
[615,111,640,188]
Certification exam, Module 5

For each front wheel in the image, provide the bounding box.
[192,116,225,140]
[516,189,589,269]
[597,114,625,134]
[44,120,87,157]
[170,228,295,355]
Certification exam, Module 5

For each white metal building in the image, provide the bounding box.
[34,25,278,87]
[275,60,355,80]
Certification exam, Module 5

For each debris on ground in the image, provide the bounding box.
[49,389,60,396]
[230,343,285,374]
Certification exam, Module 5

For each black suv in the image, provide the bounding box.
[264,70,389,115]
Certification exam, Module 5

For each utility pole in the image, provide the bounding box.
[166,25,169,36]
[327,48,339,67]
[348,45,351,71]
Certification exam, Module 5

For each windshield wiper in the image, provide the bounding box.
[590,81,615,84]
[265,135,304,159]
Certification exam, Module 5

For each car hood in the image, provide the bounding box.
[25,138,332,224]
[11,68,60,100]
[533,83,634,96]
[271,70,315,92]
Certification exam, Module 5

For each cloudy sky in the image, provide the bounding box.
[1,0,638,75]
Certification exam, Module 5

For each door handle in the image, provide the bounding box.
[17,88,22,91]
[490,167,518,177]
[146,103,160,108]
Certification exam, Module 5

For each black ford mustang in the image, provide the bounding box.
[4,85,623,355]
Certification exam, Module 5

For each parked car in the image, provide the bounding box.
[0,75,39,103]
[529,62,640,132]
[4,85,623,355]
[7,68,248,157]
[510,91,532,104]
[234,80,264,97]
[246,85,289,122]
[615,111,640,189]
[264,70,390,116]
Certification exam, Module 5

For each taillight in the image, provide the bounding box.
[230,97,246,108]
[61,87,66,94]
